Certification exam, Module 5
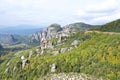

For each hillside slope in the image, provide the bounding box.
[91,19,120,32]
[0,31,120,80]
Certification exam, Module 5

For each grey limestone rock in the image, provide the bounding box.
[71,40,80,46]
[52,51,59,55]
[29,50,33,58]
[60,48,68,53]
[50,64,56,73]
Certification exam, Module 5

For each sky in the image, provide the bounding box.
[0,0,120,27]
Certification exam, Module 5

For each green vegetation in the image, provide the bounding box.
[0,32,120,80]
[91,19,120,32]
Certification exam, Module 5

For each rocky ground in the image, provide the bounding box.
[40,73,105,80]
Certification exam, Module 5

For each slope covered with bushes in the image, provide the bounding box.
[91,19,120,32]
[0,32,120,80]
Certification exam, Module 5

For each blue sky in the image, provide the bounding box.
[0,0,120,27]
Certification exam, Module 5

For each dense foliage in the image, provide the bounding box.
[91,19,120,32]
[0,32,120,80]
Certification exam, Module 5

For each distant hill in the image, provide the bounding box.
[63,22,94,31]
[91,19,120,32]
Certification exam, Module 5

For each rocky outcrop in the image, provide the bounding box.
[30,22,93,45]
[21,56,30,69]
[31,32,42,43]
[52,51,59,55]
[71,40,80,46]
[41,73,103,80]
[50,64,56,73]
[60,48,68,53]
[45,24,62,39]
[29,51,33,58]
[30,24,62,43]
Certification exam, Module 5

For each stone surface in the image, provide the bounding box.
[41,73,104,80]
[52,51,59,55]
[29,51,33,58]
[50,64,56,73]
[60,48,68,53]
[21,56,25,60]
[5,68,10,73]
[22,59,27,69]
[36,49,40,56]
[71,40,80,46]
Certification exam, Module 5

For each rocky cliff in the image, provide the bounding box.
[30,22,93,43]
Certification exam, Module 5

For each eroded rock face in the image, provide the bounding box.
[31,32,42,43]
[46,24,62,39]
[30,24,62,43]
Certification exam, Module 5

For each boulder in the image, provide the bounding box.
[6,62,10,66]
[50,64,56,73]
[5,68,10,73]
[60,48,68,53]
[68,47,73,51]
[29,51,33,58]
[22,59,30,69]
[71,40,80,46]
[52,51,59,55]
[36,49,40,56]
[47,41,54,49]
[40,46,45,55]
[21,56,25,60]
[22,59,27,69]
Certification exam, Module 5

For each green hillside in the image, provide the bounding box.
[91,19,120,32]
[0,31,120,80]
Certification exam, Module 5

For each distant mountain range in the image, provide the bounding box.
[0,25,45,35]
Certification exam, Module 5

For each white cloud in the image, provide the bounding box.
[0,0,120,26]
[76,0,120,24]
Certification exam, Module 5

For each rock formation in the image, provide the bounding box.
[60,48,68,53]
[50,63,56,73]
[29,51,33,58]
[71,40,80,47]
[21,56,29,69]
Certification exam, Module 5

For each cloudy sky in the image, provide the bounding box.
[0,0,120,27]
